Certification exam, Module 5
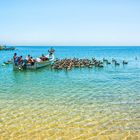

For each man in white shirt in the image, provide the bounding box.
[26,55,31,61]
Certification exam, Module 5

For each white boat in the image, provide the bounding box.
[13,60,52,70]
[13,56,54,70]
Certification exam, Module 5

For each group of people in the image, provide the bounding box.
[13,53,35,66]
[13,48,55,66]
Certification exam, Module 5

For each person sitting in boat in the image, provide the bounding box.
[45,52,54,61]
[27,56,32,63]
[13,53,19,65]
[18,56,23,65]
[26,54,31,61]
[40,54,49,61]
[40,54,45,61]
[22,54,30,66]
[48,52,54,60]
[13,53,17,62]
[29,57,35,65]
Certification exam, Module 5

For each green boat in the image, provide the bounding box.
[0,45,15,50]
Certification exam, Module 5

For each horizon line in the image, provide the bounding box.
[7,45,140,47]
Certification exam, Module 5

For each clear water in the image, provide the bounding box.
[0,46,140,140]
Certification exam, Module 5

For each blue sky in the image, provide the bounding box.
[0,0,140,46]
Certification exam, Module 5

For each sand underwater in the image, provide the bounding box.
[0,46,140,140]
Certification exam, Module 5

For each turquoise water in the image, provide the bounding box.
[0,46,140,140]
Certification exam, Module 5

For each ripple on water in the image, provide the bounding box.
[0,46,140,139]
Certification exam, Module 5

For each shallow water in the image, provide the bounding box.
[0,46,140,140]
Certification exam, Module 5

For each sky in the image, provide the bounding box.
[0,0,140,46]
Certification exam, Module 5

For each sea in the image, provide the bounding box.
[0,46,140,140]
